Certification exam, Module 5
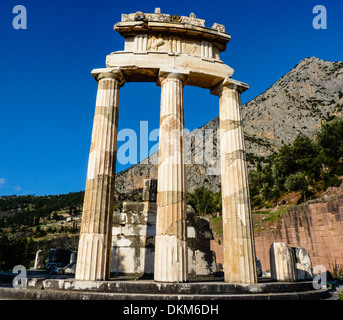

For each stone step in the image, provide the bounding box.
[0,287,331,301]
[30,278,319,295]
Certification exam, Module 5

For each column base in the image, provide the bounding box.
[154,235,188,282]
[75,232,110,281]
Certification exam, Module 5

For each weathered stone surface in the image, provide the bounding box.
[111,199,217,277]
[33,250,45,270]
[75,70,124,281]
[254,195,343,274]
[19,278,330,300]
[212,82,257,284]
[142,179,157,202]
[293,247,313,281]
[270,242,297,282]
[154,72,188,282]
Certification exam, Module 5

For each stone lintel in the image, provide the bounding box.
[211,78,249,97]
[105,52,234,89]
[91,68,126,86]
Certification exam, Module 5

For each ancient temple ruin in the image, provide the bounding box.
[110,179,217,277]
[75,9,257,284]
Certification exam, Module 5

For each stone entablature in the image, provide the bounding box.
[107,9,240,90]
[113,9,230,80]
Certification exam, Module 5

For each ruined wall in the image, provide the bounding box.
[211,195,343,273]
[254,195,343,272]
[111,202,217,277]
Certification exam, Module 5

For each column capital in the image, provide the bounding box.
[211,78,249,97]
[157,69,189,87]
[91,68,126,86]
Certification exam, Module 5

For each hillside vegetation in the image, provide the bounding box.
[0,192,84,270]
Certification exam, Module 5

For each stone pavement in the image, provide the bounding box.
[0,271,333,300]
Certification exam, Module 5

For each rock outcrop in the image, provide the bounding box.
[114,57,343,196]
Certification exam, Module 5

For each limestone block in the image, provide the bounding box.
[70,252,76,264]
[105,52,234,90]
[187,226,196,238]
[111,246,154,275]
[112,226,123,236]
[270,242,297,282]
[119,224,148,237]
[123,202,145,214]
[293,247,313,281]
[111,247,136,274]
[111,209,219,277]
[113,212,127,225]
[195,250,216,275]
[112,235,133,247]
[33,250,46,270]
[124,37,135,51]
[129,212,141,224]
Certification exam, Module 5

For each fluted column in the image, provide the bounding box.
[75,69,125,281]
[154,72,188,282]
[212,80,257,284]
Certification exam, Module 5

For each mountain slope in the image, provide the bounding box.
[243,57,343,155]
[114,57,343,195]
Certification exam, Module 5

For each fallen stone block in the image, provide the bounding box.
[270,242,297,282]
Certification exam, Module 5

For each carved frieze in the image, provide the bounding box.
[121,9,206,27]
[212,23,225,33]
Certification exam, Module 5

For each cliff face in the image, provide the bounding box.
[115,57,343,195]
[243,57,343,157]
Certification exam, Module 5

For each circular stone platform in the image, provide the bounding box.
[0,276,331,300]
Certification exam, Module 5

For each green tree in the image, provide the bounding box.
[292,134,321,182]
[187,186,218,216]
[317,117,343,175]
[284,173,310,201]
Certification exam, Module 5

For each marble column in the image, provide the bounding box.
[212,80,257,284]
[154,72,188,282]
[75,69,125,281]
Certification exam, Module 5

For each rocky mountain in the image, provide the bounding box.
[243,57,343,157]
[114,57,343,196]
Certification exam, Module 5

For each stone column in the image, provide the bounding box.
[270,242,297,282]
[212,79,257,284]
[154,72,188,282]
[75,68,125,281]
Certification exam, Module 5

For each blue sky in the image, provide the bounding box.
[0,0,342,196]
